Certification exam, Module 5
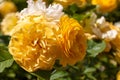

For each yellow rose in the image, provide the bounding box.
[54,0,86,7]
[9,16,60,72]
[58,15,87,66]
[9,0,87,72]
[92,0,117,12]
[9,15,87,72]
[0,1,17,17]
[1,13,18,35]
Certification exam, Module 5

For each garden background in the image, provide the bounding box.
[0,0,120,80]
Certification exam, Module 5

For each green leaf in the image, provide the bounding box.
[69,4,79,14]
[84,67,97,80]
[50,70,69,80]
[87,39,106,57]
[0,59,14,73]
[0,44,14,73]
[31,70,51,80]
[73,13,90,21]
[83,67,96,74]
[0,34,10,45]
[0,46,12,61]
[86,73,97,80]
[54,77,71,80]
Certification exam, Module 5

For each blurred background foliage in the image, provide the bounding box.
[0,0,120,80]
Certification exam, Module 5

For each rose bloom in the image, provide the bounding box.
[92,0,117,13]
[58,15,87,66]
[54,0,86,7]
[1,13,18,35]
[9,0,87,72]
[9,15,60,72]
[0,1,17,17]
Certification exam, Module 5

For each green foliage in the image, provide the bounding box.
[31,70,51,80]
[0,46,12,61]
[0,33,10,45]
[87,39,106,57]
[0,62,37,80]
[0,34,14,73]
[0,0,120,80]
[0,58,14,73]
[50,70,71,80]
[83,67,96,74]
[64,4,96,21]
